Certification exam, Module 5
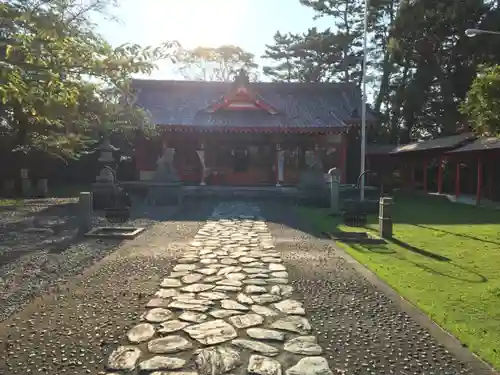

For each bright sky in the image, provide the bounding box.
[95,0,332,80]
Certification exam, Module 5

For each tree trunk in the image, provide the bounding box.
[374,50,392,113]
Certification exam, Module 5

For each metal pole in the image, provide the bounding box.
[465,28,500,37]
[360,0,369,201]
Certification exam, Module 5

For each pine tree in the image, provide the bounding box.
[292,28,343,82]
[300,0,365,83]
[262,32,300,82]
[262,28,343,83]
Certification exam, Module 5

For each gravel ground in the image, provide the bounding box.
[0,198,179,322]
[0,198,489,375]
[0,200,215,374]
[263,202,476,375]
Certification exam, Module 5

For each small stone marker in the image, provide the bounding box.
[328,167,340,215]
[78,192,93,233]
[379,196,393,239]
[37,178,48,197]
[20,168,31,197]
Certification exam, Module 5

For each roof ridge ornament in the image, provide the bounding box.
[233,68,250,88]
[201,68,279,115]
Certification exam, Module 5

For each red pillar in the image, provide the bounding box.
[437,157,444,194]
[476,157,483,205]
[455,161,461,198]
[423,159,428,193]
[340,133,347,183]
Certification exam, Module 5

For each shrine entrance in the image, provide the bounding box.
[208,141,275,185]
[136,130,347,186]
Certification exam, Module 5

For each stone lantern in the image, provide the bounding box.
[97,136,119,166]
[92,136,120,209]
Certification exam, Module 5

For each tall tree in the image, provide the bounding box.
[0,0,177,160]
[178,45,258,81]
[384,0,497,141]
[300,0,365,83]
[369,0,402,115]
[292,27,343,82]
[262,32,300,82]
[262,28,342,83]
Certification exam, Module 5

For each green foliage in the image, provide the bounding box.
[262,32,300,82]
[178,45,258,81]
[0,0,178,160]
[271,0,500,143]
[300,0,365,83]
[382,0,499,142]
[460,64,500,136]
[262,28,350,83]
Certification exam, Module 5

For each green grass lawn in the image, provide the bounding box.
[0,199,24,206]
[299,193,500,370]
[0,184,89,203]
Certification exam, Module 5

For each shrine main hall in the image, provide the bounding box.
[132,72,375,186]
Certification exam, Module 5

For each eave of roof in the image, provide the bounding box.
[447,136,500,153]
[157,124,347,134]
[390,133,476,154]
[366,144,398,156]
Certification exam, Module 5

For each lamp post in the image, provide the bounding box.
[360,0,369,201]
[465,28,500,37]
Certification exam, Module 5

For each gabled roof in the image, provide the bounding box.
[448,136,500,153]
[131,79,377,131]
[204,86,279,115]
[390,133,475,154]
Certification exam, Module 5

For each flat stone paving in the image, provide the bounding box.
[105,202,333,375]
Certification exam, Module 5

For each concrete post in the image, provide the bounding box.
[328,168,340,215]
[37,179,48,197]
[276,149,284,187]
[20,169,31,197]
[79,192,93,234]
[379,196,393,239]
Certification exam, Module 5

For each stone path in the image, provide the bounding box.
[106,202,332,375]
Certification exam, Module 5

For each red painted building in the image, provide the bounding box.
[366,133,500,205]
[132,71,376,186]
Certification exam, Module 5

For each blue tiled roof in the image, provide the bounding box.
[131,79,375,129]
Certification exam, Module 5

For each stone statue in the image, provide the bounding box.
[153,148,179,182]
[305,150,323,171]
[147,146,182,206]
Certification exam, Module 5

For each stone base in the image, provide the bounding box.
[21,178,32,197]
[91,183,117,210]
[139,170,155,181]
[147,185,183,206]
[36,179,48,198]
[379,217,393,238]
